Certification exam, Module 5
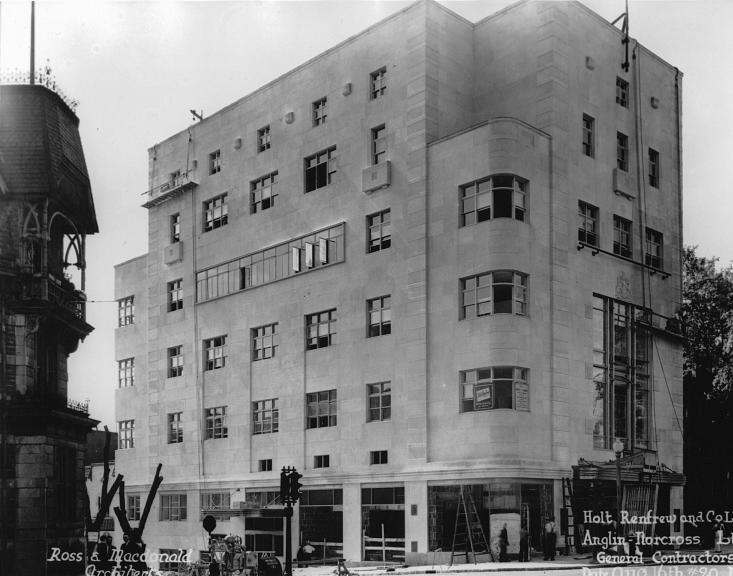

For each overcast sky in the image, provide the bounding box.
[1,0,731,430]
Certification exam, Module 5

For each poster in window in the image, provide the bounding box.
[514,382,529,411]
[474,383,493,410]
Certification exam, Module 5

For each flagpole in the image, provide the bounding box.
[30,1,35,84]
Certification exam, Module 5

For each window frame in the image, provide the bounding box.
[312,97,327,127]
[367,382,391,422]
[203,193,228,232]
[578,200,599,247]
[459,174,527,227]
[250,171,278,214]
[127,494,141,521]
[371,124,387,165]
[118,420,135,449]
[306,389,337,429]
[203,335,227,371]
[252,323,278,361]
[314,454,330,469]
[305,309,337,350]
[366,209,391,253]
[257,125,271,153]
[369,450,388,465]
[367,295,391,337]
[118,357,134,388]
[617,132,629,172]
[613,215,633,258]
[167,411,183,444]
[648,148,659,188]
[167,279,183,312]
[259,459,273,472]
[205,406,228,440]
[582,114,595,157]
[370,67,387,100]
[208,149,221,175]
[616,77,629,108]
[118,296,135,327]
[253,398,279,435]
[644,227,663,269]
[304,146,337,193]
[459,367,530,413]
[460,271,528,319]
[159,493,187,522]
[170,213,181,244]
[167,345,183,378]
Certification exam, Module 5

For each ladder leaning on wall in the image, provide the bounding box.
[450,486,494,565]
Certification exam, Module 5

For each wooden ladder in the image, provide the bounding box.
[562,477,575,554]
[450,486,493,565]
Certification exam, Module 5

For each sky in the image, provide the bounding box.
[1,0,731,430]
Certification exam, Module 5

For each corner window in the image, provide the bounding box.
[578,200,599,246]
[460,367,529,412]
[367,382,391,422]
[582,114,595,157]
[305,147,336,192]
[306,309,336,350]
[370,67,387,99]
[167,279,183,312]
[367,209,391,253]
[205,406,228,439]
[312,97,327,126]
[252,323,278,361]
[251,172,278,214]
[367,295,391,337]
[371,124,386,165]
[118,358,134,388]
[648,148,659,188]
[167,412,183,444]
[203,335,227,371]
[460,174,526,226]
[257,126,271,152]
[616,77,629,108]
[253,399,279,435]
[617,132,629,171]
[167,345,183,378]
[613,215,632,258]
[645,228,663,269]
[461,271,527,318]
[208,150,221,175]
[203,193,228,232]
[306,390,337,429]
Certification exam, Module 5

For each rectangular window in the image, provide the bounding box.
[203,335,226,371]
[259,459,273,472]
[305,147,336,192]
[313,97,327,126]
[127,495,141,521]
[367,209,391,253]
[118,358,134,388]
[306,309,336,350]
[118,296,134,326]
[460,367,529,412]
[251,172,278,214]
[209,150,221,175]
[118,420,135,449]
[252,323,278,361]
[167,412,183,444]
[370,67,387,99]
[648,148,659,188]
[170,213,181,243]
[203,194,228,231]
[582,114,595,157]
[306,390,337,429]
[617,132,629,171]
[314,455,330,469]
[367,295,391,337]
[645,228,663,269]
[160,493,187,521]
[367,382,391,422]
[460,174,527,226]
[616,77,629,108]
[201,492,230,517]
[167,345,183,378]
[167,279,183,312]
[371,124,387,165]
[578,200,599,246]
[613,215,632,258]
[461,271,527,318]
[370,450,388,465]
[159,549,184,572]
[253,399,279,435]
[205,406,228,439]
[257,125,271,152]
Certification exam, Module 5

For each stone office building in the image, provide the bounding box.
[115,0,684,566]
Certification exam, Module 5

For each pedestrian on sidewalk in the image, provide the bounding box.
[519,526,529,562]
[543,516,557,561]
[499,523,509,562]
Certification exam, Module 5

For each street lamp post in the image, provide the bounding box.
[612,438,625,520]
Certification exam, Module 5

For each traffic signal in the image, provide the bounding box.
[280,468,290,503]
[288,470,303,503]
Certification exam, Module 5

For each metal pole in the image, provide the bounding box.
[30,1,35,84]
[615,452,622,518]
[381,524,385,563]
[284,505,293,576]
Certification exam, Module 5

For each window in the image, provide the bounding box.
[203,194,228,231]
[259,459,273,472]
[170,213,181,243]
[371,124,387,165]
[305,147,336,192]
[460,367,529,412]
[582,114,595,157]
[251,172,278,214]
[367,382,391,422]
[253,399,279,434]
[460,174,527,226]
[461,271,527,318]
[168,412,183,444]
[159,549,185,572]
[118,420,134,449]
[201,492,230,518]
[367,209,391,253]
[118,358,134,388]
[127,495,141,521]
[616,77,629,108]
[645,228,663,269]
[613,215,632,258]
[314,455,330,469]
[648,148,659,188]
[203,336,226,371]
[209,150,221,175]
[252,323,278,361]
[312,97,327,126]
[593,295,651,450]
[367,296,391,337]
[306,390,337,429]
[370,450,388,465]
[205,406,228,439]
[118,296,134,326]
[167,345,183,378]
[257,125,271,152]
[370,67,387,99]
[160,493,187,521]
[167,279,183,312]
[306,309,336,350]
[617,132,629,171]
[578,200,599,246]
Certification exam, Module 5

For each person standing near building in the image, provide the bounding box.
[519,526,529,562]
[499,524,509,562]
[543,516,557,561]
